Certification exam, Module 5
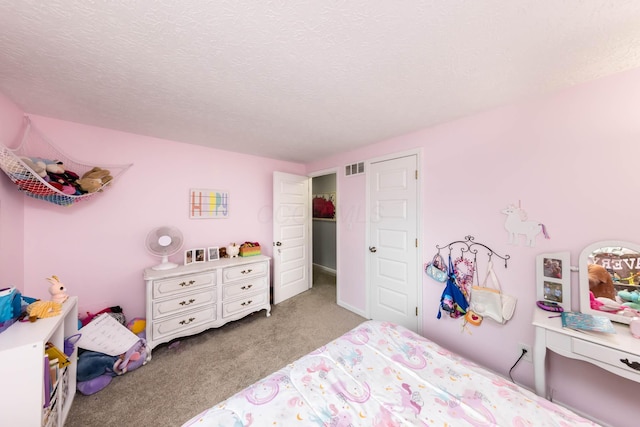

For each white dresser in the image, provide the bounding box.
[532,308,640,397]
[144,255,271,355]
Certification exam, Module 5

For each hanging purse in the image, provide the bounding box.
[470,261,517,324]
[437,255,469,319]
[425,253,448,283]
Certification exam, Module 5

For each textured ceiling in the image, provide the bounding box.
[1,1,640,163]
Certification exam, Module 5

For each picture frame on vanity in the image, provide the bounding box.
[194,248,206,263]
[536,251,571,310]
[207,247,220,262]
[184,249,194,265]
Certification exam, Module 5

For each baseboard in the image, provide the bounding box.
[313,263,336,275]
[548,398,612,427]
[499,380,610,426]
[337,299,366,318]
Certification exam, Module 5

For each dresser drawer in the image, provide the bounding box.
[152,305,217,340]
[152,288,216,319]
[573,338,640,378]
[153,272,215,298]
[222,261,268,283]
[222,291,268,318]
[222,276,268,300]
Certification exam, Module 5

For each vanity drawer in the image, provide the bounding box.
[222,261,268,283]
[152,305,217,340]
[573,338,640,378]
[222,276,268,300]
[152,288,216,319]
[153,272,215,298]
[222,290,268,318]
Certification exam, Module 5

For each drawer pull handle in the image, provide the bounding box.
[620,358,640,371]
[179,280,196,287]
[241,285,253,290]
[179,299,196,306]
[241,300,253,306]
[179,317,196,325]
[241,269,253,274]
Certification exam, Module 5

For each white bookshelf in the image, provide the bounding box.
[0,297,78,426]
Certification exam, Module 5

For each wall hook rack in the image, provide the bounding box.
[435,235,510,268]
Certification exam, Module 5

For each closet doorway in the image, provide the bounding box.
[311,172,338,299]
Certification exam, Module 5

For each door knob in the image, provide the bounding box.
[274,241,282,246]
[369,246,377,253]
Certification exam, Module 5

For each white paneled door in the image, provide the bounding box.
[368,154,419,332]
[273,172,311,304]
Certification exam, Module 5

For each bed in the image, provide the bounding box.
[183,320,599,426]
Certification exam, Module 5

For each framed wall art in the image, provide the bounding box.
[312,192,336,220]
[535,251,571,310]
[190,188,229,219]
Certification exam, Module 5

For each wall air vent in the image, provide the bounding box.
[345,162,365,177]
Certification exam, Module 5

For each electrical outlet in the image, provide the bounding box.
[518,343,532,362]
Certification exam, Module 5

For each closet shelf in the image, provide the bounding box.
[0,116,132,206]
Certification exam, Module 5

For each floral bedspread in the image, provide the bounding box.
[183,320,599,426]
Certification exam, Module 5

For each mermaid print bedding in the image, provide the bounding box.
[183,320,599,426]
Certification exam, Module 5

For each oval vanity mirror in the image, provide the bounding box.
[579,240,640,324]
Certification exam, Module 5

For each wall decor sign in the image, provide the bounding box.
[501,202,549,247]
[190,189,229,219]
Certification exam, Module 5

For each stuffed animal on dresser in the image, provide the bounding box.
[588,264,616,300]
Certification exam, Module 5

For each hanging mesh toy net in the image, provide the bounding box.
[0,116,132,206]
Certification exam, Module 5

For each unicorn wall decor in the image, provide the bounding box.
[501,203,549,247]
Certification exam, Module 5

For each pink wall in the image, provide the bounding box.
[307,67,640,427]
[334,172,367,313]
[0,110,305,321]
[0,92,25,290]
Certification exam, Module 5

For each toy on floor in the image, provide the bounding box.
[81,305,125,327]
[76,337,151,395]
[47,275,69,304]
[127,317,146,337]
[76,312,151,396]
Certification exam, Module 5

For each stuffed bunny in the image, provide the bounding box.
[47,275,69,304]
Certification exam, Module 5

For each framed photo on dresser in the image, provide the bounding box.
[536,251,571,310]
[207,247,219,262]
[184,249,194,265]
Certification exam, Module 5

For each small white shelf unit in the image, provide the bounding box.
[0,296,78,426]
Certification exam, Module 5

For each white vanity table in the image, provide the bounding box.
[532,308,640,397]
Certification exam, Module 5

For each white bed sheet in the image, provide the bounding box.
[183,320,599,426]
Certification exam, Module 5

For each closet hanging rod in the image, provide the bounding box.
[435,235,510,268]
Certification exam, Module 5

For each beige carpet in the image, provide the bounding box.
[65,269,365,426]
